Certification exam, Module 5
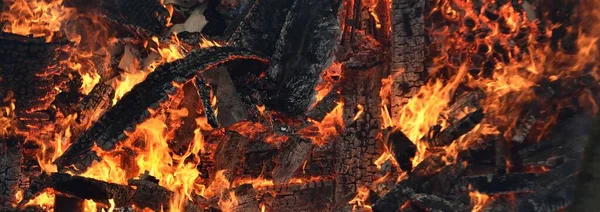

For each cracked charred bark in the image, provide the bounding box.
[54,47,267,173]
[335,65,384,203]
[390,0,427,120]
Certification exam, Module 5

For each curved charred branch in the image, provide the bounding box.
[54,47,268,173]
[272,136,314,184]
[264,0,341,115]
[390,0,427,119]
[228,0,296,56]
[194,76,219,128]
[428,108,484,147]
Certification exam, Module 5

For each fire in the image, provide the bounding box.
[299,102,344,146]
[314,62,342,103]
[23,191,55,210]
[348,186,372,210]
[1,0,75,41]
[469,190,490,212]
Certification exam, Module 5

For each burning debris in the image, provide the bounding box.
[1,0,600,211]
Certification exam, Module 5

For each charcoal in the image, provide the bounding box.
[372,181,415,212]
[228,0,295,56]
[384,128,417,172]
[307,89,341,122]
[272,136,314,184]
[264,0,341,115]
[194,76,219,128]
[410,193,467,212]
[390,0,427,119]
[203,0,257,37]
[54,47,268,173]
[77,82,115,126]
[202,67,248,127]
[265,179,336,211]
[428,109,484,147]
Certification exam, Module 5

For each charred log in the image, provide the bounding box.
[390,0,428,119]
[428,108,484,147]
[54,47,267,173]
[264,0,341,115]
[384,128,416,172]
[272,136,314,184]
[265,179,335,211]
[230,184,260,212]
[101,0,170,34]
[77,82,115,126]
[307,90,341,122]
[494,136,507,175]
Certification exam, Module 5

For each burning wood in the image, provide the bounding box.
[1,0,600,211]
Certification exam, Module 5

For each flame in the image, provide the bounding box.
[1,0,75,41]
[24,191,55,210]
[299,102,344,146]
[314,62,342,103]
[469,190,490,212]
[348,186,372,210]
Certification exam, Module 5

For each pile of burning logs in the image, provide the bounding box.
[1,0,599,211]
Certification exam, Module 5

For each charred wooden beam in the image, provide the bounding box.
[272,136,314,184]
[264,0,341,115]
[0,136,23,208]
[445,90,485,123]
[464,173,538,194]
[428,108,484,147]
[390,0,427,120]
[307,90,341,122]
[335,64,384,202]
[194,76,219,128]
[228,0,295,56]
[54,47,267,173]
[372,181,414,212]
[517,175,577,212]
[410,193,468,212]
[128,176,174,211]
[215,131,250,181]
[384,127,416,172]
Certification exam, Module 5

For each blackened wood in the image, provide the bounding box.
[265,179,335,211]
[228,0,295,56]
[307,90,341,122]
[77,82,115,126]
[202,67,248,127]
[272,136,314,184]
[47,173,134,207]
[517,175,577,212]
[103,0,170,34]
[384,128,416,172]
[494,136,507,175]
[372,180,415,212]
[0,136,23,208]
[171,82,202,154]
[428,108,484,147]
[335,64,384,202]
[215,131,250,181]
[0,33,71,123]
[194,76,219,128]
[410,193,467,212]
[54,47,267,173]
[54,195,84,212]
[230,184,260,212]
[264,0,341,115]
[390,0,427,119]
[128,177,174,211]
[464,173,538,194]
